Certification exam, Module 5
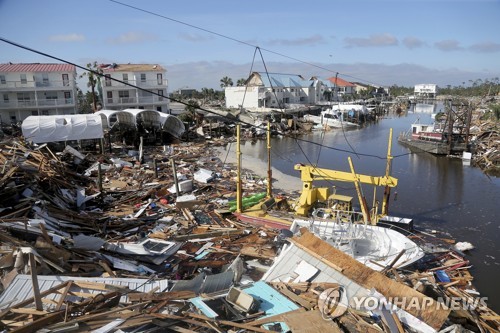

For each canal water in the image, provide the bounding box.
[235,105,500,312]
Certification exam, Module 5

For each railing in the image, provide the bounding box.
[102,79,168,88]
[104,96,167,104]
[0,80,74,89]
[0,99,75,108]
[104,97,137,104]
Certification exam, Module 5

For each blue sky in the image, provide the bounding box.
[1,0,499,91]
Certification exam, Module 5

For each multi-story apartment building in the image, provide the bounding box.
[0,63,77,123]
[225,72,316,110]
[100,63,170,113]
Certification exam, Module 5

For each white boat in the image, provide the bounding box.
[303,107,360,129]
[290,211,425,271]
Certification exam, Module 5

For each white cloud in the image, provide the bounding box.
[403,37,425,49]
[164,60,500,91]
[344,34,398,48]
[434,40,462,52]
[469,42,500,53]
[107,32,158,45]
[178,33,214,42]
[49,33,85,42]
[267,35,326,46]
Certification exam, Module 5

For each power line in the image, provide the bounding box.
[0,36,436,161]
[108,0,384,88]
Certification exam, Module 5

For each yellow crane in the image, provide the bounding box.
[293,129,398,224]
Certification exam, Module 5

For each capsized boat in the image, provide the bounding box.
[290,210,425,271]
[303,108,359,129]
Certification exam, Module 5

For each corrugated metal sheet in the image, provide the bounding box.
[0,274,169,310]
[199,271,234,294]
[262,243,369,300]
[257,72,308,88]
[0,63,75,73]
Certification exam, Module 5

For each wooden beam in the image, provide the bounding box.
[28,254,43,311]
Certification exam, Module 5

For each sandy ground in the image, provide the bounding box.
[214,144,302,194]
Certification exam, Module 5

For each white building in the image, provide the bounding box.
[225,72,316,110]
[414,84,438,98]
[0,63,78,123]
[100,63,170,113]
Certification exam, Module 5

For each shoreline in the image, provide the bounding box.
[213,144,302,194]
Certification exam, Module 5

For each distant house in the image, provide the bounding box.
[326,77,355,96]
[0,63,77,123]
[414,84,438,98]
[352,82,372,94]
[225,72,315,109]
[178,88,197,98]
[100,63,170,113]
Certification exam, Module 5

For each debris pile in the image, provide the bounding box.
[470,118,499,176]
[0,138,499,332]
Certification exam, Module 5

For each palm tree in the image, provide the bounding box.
[220,76,233,88]
[236,78,247,87]
[79,62,103,112]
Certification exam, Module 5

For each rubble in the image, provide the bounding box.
[0,136,499,333]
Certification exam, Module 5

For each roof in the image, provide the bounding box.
[249,72,308,88]
[0,63,75,73]
[0,274,169,309]
[100,63,165,72]
[327,77,355,87]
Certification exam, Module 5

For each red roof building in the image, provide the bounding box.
[0,63,77,123]
[0,63,75,73]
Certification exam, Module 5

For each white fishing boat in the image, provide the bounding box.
[290,210,425,271]
[303,107,360,129]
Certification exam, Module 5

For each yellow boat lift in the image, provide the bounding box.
[234,124,398,227]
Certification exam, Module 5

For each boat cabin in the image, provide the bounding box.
[411,123,443,141]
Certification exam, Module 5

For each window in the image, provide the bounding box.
[3,94,8,102]
[0,75,5,84]
[105,74,111,87]
[158,89,163,101]
[64,91,71,104]
[42,73,49,85]
[140,73,146,83]
[106,91,113,103]
[17,92,30,101]
[123,73,128,82]
[41,110,49,116]
[32,111,38,116]
[156,106,162,112]
[20,74,27,84]
[157,73,162,85]
[62,74,69,86]
[118,90,129,102]
[45,92,58,100]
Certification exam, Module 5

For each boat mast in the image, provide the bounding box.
[236,124,242,213]
[348,157,371,224]
[267,120,272,198]
[381,128,393,216]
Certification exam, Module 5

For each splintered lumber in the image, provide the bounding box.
[183,312,271,333]
[292,229,451,330]
[127,290,195,302]
[338,310,383,333]
[278,309,343,333]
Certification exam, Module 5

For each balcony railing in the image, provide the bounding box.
[103,79,168,88]
[0,99,75,109]
[0,80,74,89]
[104,96,168,105]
